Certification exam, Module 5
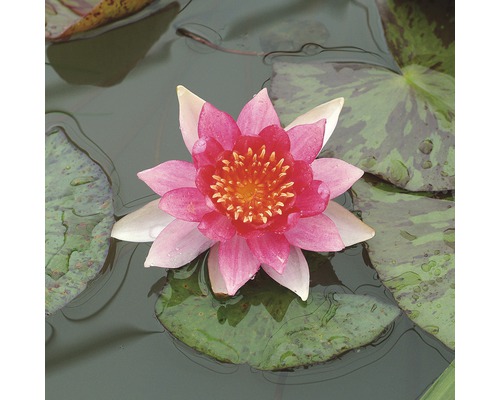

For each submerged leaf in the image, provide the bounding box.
[46,0,154,41]
[270,61,454,191]
[45,127,114,314]
[259,19,329,53]
[351,176,454,349]
[156,255,399,370]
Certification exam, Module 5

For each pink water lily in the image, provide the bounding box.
[111,86,374,300]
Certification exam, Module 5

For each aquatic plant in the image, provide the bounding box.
[112,86,374,300]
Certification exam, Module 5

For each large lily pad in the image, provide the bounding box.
[156,254,400,370]
[270,61,454,192]
[351,176,454,349]
[45,127,114,315]
[375,0,455,76]
[46,0,153,41]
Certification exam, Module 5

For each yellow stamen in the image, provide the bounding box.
[209,144,296,225]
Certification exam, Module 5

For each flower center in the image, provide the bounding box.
[210,145,295,224]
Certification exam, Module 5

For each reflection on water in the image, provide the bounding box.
[45,0,454,398]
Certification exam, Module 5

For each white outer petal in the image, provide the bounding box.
[177,85,206,153]
[323,201,375,247]
[285,97,344,150]
[207,243,229,296]
[262,246,310,301]
[144,219,214,269]
[111,199,174,242]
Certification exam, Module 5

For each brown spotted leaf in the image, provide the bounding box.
[46,0,154,41]
[46,2,179,87]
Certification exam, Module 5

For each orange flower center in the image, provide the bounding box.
[210,145,295,224]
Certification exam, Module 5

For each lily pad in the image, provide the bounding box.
[270,61,454,192]
[419,360,455,400]
[45,127,114,315]
[375,0,455,76]
[351,176,454,349]
[46,0,153,41]
[156,254,400,370]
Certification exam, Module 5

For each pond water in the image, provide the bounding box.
[45,0,454,398]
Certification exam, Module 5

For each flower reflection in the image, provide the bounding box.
[112,86,374,300]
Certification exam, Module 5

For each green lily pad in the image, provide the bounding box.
[46,0,153,41]
[156,254,400,370]
[419,360,455,400]
[375,0,455,76]
[45,127,114,315]
[351,176,454,349]
[270,61,454,192]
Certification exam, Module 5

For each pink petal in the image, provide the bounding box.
[111,199,174,242]
[323,201,375,247]
[293,180,330,217]
[285,214,345,252]
[207,244,229,296]
[138,160,196,196]
[177,85,206,153]
[286,119,326,163]
[195,165,216,196]
[262,246,310,301]
[236,88,281,136]
[232,135,264,155]
[192,137,224,168]
[290,160,313,193]
[144,219,215,269]
[247,232,290,274]
[219,235,261,295]
[158,187,212,222]
[285,98,344,150]
[198,211,237,242]
[198,102,241,150]
[258,125,290,153]
[267,211,301,233]
[311,158,364,199]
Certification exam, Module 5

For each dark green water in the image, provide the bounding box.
[45,1,454,398]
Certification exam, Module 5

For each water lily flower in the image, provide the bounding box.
[112,86,374,300]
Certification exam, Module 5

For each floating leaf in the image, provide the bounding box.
[419,360,455,400]
[156,255,400,370]
[270,61,454,191]
[375,0,455,75]
[46,2,179,87]
[45,127,114,315]
[351,176,454,348]
[46,0,154,41]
